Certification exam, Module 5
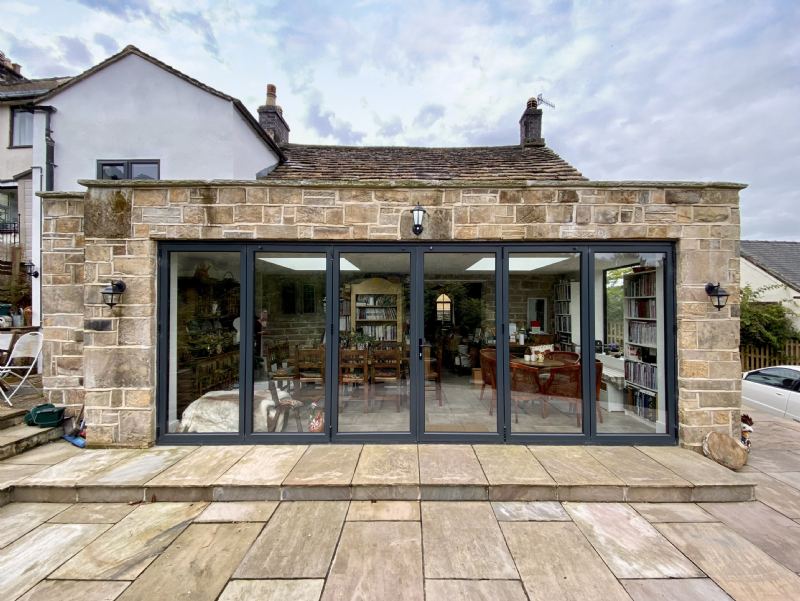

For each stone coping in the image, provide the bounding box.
[53,179,747,191]
[2,443,755,505]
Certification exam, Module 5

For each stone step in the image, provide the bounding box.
[0,408,27,431]
[0,423,64,461]
[8,480,755,504]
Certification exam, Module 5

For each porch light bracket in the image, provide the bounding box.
[23,261,39,279]
[705,282,729,311]
[101,280,126,309]
[411,204,427,236]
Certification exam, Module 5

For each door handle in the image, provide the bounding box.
[419,338,424,360]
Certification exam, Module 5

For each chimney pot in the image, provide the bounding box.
[258,83,290,145]
[519,98,544,147]
[11,63,21,75]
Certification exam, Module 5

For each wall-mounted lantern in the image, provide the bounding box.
[410,204,427,236]
[101,280,126,309]
[23,261,39,279]
[705,282,730,311]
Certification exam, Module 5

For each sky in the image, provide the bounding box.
[1,0,798,240]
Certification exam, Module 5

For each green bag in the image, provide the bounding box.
[24,404,65,428]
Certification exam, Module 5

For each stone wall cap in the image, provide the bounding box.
[37,191,86,199]
[75,178,748,190]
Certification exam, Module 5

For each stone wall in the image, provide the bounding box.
[41,181,743,450]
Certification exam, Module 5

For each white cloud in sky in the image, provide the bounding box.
[1,0,798,239]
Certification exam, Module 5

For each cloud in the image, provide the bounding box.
[413,104,445,128]
[170,10,219,59]
[74,0,163,28]
[376,116,404,138]
[93,32,119,55]
[306,101,366,145]
[58,36,93,67]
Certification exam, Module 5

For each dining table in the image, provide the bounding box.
[508,356,568,419]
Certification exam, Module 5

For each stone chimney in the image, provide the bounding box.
[519,97,544,146]
[0,51,25,84]
[257,84,290,146]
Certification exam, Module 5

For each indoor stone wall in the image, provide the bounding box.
[41,181,743,450]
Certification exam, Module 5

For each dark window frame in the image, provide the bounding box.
[156,240,678,446]
[9,107,33,149]
[96,159,161,180]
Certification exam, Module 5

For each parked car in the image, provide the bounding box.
[742,366,800,419]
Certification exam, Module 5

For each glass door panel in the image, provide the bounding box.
[338,252,411,432]
[167,252,241,433]
[423,252,498,433]
[507,252,582,433]
[595,252,667,434]
[253,252,327,433]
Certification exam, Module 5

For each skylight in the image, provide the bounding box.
[258,257,359,271]
[466,257,569,272]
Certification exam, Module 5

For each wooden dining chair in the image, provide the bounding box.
[339,348,369,412]
[544,350,580,364]
[510,362,549,423]
[296,346,325,385]
[423,344,443,406]
[480,348,498,414]
[371,347,403,411]
[542,361,604,427]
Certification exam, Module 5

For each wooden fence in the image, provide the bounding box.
[740,341,800,372]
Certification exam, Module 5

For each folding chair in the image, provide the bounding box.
[0,331,43,406]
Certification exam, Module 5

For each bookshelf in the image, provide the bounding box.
[623,267,664,426]
[349,277,404,343]
[554,279,580,351]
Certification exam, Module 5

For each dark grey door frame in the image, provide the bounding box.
[155,240,678,446]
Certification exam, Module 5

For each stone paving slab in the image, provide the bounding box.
[48,502,136,524]
[587,446,692,501]
[0,522,111,601]
[283,445,362,487]
[657,522,800,600]
[621,578,733,601]
[501,521,631,601]
[491,500,570,521]
[51,502,206,580]
[347,500,420,521]
[0,502,71,548]
[629,502,717,523]
[146,447,251,487]
[321,521,423,601]
[17,580,131,601]
[0,463,48,489]
[746,449,800,473]
[234,500,348,578]
[564,502,703,578]
[2,440,82,465]
[215,445,307,486]
[20,449,138,486]
[352,444,418,485]
[425,579,528,601]
[530,446,626,501]
[218,580,325,601]
[86,446,196,486]
[422,501,517,579]
[740,472,800,518]
[116,523,262,601]
[195,500,278,522]
[700,500,800,572]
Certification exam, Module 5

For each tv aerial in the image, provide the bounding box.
[536,93,555,109]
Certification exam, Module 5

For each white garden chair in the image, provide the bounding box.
[0,332,43,406]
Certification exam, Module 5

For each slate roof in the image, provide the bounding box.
[741,241,800,292]
[264,143,586,182]
[0,76,71,102]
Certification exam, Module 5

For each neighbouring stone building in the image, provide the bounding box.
[35,60,745,451]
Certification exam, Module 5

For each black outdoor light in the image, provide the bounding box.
[410,204,427,236]
[101,280,126,309]
[705,282,730,311]
[23,261,39,279]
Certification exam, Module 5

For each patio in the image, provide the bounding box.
[1,441,753,504]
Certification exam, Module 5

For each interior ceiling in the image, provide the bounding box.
[173,250,660,279]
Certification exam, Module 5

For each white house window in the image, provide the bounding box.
[97,160,160,180]
[10,109,33,147]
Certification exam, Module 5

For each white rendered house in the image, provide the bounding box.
[27,46,285,326]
